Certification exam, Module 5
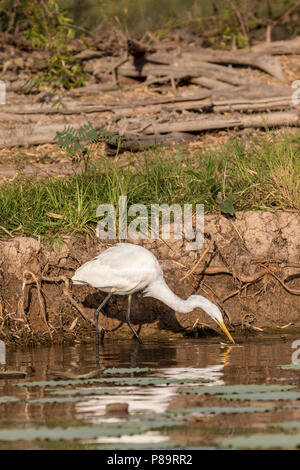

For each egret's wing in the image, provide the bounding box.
[72,243,162,293]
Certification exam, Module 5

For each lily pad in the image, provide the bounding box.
[27,397,97,404]
[87,442,180,450]
[0,413,186,442]
[270,421,300,430]
[179,384,295,395]
[169,405,276,415]
[15,376,209,388]
[50,376,209,389]
[0,425,143,441]
[278,364,300,370]
[47,388,127,396]
[0,396,21,404]
[218,433,300,449]
[14,380,77,387]
[282,404,300,409]
[219,391,300,401]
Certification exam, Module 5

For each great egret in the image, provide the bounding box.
[72,242,234,344]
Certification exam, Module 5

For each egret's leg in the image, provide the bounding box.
[126,294,142,344]
[95,291,114,346]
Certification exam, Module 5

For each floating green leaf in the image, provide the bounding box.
[15,380,80,388]
[87,442,180,450]
[282,404,300,409]
[278,364,300,370]
[0,425,142,441]
[47,388,126,396]
[270,421,300,430]
[179,384,295,395]
[0,397,21,404]
[27,397,96,404]
[169,405,276,415]
[218,433,300,449]
[0,413,186,442]
[219,391,300,401]
[16,376,209,388]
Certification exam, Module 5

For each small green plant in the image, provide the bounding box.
[55,122,124,172]
[217,193,239,217]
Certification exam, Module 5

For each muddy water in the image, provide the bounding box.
[0,335,300,449]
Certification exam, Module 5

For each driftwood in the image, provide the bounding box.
[152,49,285,81]
[96,57,265,88]
[0,90,212,115]
[1,110,299,148]
[190,76,236,89]
[251,36,300,55]
[0,92,294,127]
[143,111,300,134]
[0,117,195,148]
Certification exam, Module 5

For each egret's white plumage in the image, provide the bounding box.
[72,242,234,344]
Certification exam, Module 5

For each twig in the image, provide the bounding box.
[244,322,264,332]
[277,322,294,329]
[0,226,14,237]
[180,247,210,281]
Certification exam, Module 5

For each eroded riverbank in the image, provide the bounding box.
[0,210,299,344]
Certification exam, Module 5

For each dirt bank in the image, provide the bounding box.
[0,210,299,345]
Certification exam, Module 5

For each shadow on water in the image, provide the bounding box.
[0,335,300,449]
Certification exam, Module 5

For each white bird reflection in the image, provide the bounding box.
[75,364,224,436]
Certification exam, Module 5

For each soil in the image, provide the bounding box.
[0,210,299,345]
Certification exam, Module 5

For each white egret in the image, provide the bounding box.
[72,242,234,345]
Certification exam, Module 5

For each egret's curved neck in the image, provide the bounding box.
[144,278,195,313]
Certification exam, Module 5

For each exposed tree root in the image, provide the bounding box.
[21,272,126,338]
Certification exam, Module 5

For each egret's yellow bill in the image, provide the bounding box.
[217,320,235,344]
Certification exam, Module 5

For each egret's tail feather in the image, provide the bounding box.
[71,276,88,285]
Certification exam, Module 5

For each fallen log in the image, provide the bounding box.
[0,92,295,124]
[0,116,195,147]
[190,76,236,89]
[213,96,296,113]
[151,49,285,81]
[251,37,300,55]
[95,57,264,87]
[1,110,299,148]
[0,90,212,115]
[143,110,300,134]
[0,121,86,147]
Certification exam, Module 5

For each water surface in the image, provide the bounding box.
[0,335,299,449]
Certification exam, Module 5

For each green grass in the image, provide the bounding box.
[0,130,299,241]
